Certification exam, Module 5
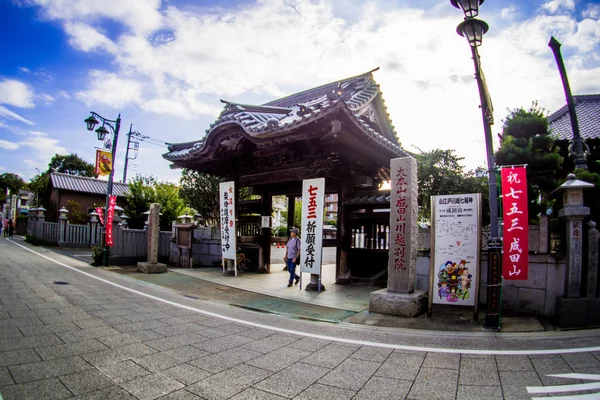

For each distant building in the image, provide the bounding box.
[17,189,33,214]
[324,193,338,222]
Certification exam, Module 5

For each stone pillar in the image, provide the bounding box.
[369,156,426,317]
[587,221,599,299]
[258,190,272,273]
[539,215,549,254]
[564,217,586,298]
[137,203,167,273]
[89,211,99,245]
[58,207,69,244]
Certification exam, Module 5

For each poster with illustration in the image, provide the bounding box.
[430,193,481,306]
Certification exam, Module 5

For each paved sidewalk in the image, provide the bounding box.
[2,238,600,399]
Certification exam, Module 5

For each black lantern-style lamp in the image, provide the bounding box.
[84,115,99,131]
[457,18,489,47]
[450,0,484,18]
[95,125,109,141]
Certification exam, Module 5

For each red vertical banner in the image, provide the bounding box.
[95,206,105,225]
[501,166,529,280]
[105,196,117,247]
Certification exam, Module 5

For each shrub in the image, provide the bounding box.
[91,245,104,267]
[24,235,57,247]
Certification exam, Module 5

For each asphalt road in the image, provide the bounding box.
[1,237,600,399]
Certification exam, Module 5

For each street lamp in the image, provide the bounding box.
[84,111,121,267]
[451,1,502,329]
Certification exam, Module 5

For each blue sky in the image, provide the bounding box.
[1,0,599,184]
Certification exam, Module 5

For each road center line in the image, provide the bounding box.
[8,239,600,356]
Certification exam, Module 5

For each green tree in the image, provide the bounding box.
[415,149,489,225]
[0,173,25,203]
[48,154,95,177]
[66,200,89,225]
[155,182,186,231]
[495,101,564,222]
[124,176,157,229]
[179,170,220,226]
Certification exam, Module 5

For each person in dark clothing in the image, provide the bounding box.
[284,227,301,287]
[7,219,14,237]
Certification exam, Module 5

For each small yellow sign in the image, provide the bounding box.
[95,149,113,176]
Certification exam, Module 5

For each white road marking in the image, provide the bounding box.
[8,239,600,356]
[528,373,600,399]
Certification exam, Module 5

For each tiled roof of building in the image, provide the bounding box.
[548,94,600,141]
[50,173,130,197]
[345,193,391,206]
[164,69,407,161]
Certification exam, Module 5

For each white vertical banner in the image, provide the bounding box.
[219,181,236,261]
[431,193,481,307]
[300,178,325,276]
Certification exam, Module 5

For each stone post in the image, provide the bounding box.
[137,203,167,273]
[58,207,69,244]
[369,156,426,317]
[587,221,599,299]
[89,211,99,245]
[539,215,549,254]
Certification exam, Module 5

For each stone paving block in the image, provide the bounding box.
[422,352,460,370]
[35,339,108,360]
[294,382,355,399]
[0,317,44,328]
[72,384,135,399]
[199,323,250,337]
[133,351,182,372]
[19,321,81,336]
[120,372,185,400]
[165,345,210,364]
[318,357,381,391]
[122,311,171,323]
[190,347,263,373]
[572,365,600,374]
[96,333,141,348]
[157,389,205,399]
[288,337,331,352]
[8,355,93,383]
[157,315,208,326]
[82,342,158,366]
[186,363,272,400]
[0,334,63,351]
[112,319,170,333]
[127,329,165,342]
[161,363,212,385]
[407,367,458,400]
[562,352,600,368]
[240,327,275,340]
[0,377,72,400]
[456,385,504,400]
[0,327,23,339]
[72,318,108,329]
[194,317,233,328]
[191,334,254,353]
[375,352,424,381]
[0,310,10,319]
[246,346,312,372]
[230,387,287,400]
[530,356,579,386]
[350,346,393,363]
[495,355,534,371]
[0,348,42,366]
[99,316,131,325]
[297,343,357,369]
[58,368,115,395]
[39,312,94,325]
[0,365,14,385]
[57,325,121,343]
[353,376,412,400]
[160,307,199,317]
[145,333,207,352]
[8,308,61,319]
[254,361,331,398]
[97,360,151,383]
[499,370,543,400]
[150,323,207,337]
[459,357,500,386]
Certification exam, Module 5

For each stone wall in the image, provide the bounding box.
[170,226,222,267]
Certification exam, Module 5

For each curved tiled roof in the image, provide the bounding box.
[548,94,600,141]
[50,173,130,197]
[164,70,407,162]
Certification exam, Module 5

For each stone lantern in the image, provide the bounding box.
[58,207,69,221]
[37,207,46,221]
[553,173,594,327]
[178,214,193,224]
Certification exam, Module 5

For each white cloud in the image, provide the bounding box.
[58,90,71,100]
[37,93,55,105]
[0,140,20,150]
[541,0,576,14]
[0,106,34,125]
[583,4,600,19]
[29,131,48,137]
[501,6,518,20]
[20,136,67,159]
[0,79,35,108]
[63,22,117,53]
[75,70,143,108]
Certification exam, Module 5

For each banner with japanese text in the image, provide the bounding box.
[95,149,113,176]
[219,181,236,260]
[501,166,529,280]
[431,193,481,306]
[105,196,117,247]
[300,178,325,276]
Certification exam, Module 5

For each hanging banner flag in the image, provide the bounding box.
[95,149,113,176]
[300,178,325,276]
[105,196,117,247]
[501,166,529,280]
[95,206,105,225]
[219,181,236,261]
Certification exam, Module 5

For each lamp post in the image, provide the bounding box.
[450,0,502,329]
[84,112,121,267]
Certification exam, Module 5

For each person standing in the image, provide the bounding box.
[7,218,14,238]
[284,227,301,287]
[3,218,8,237]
